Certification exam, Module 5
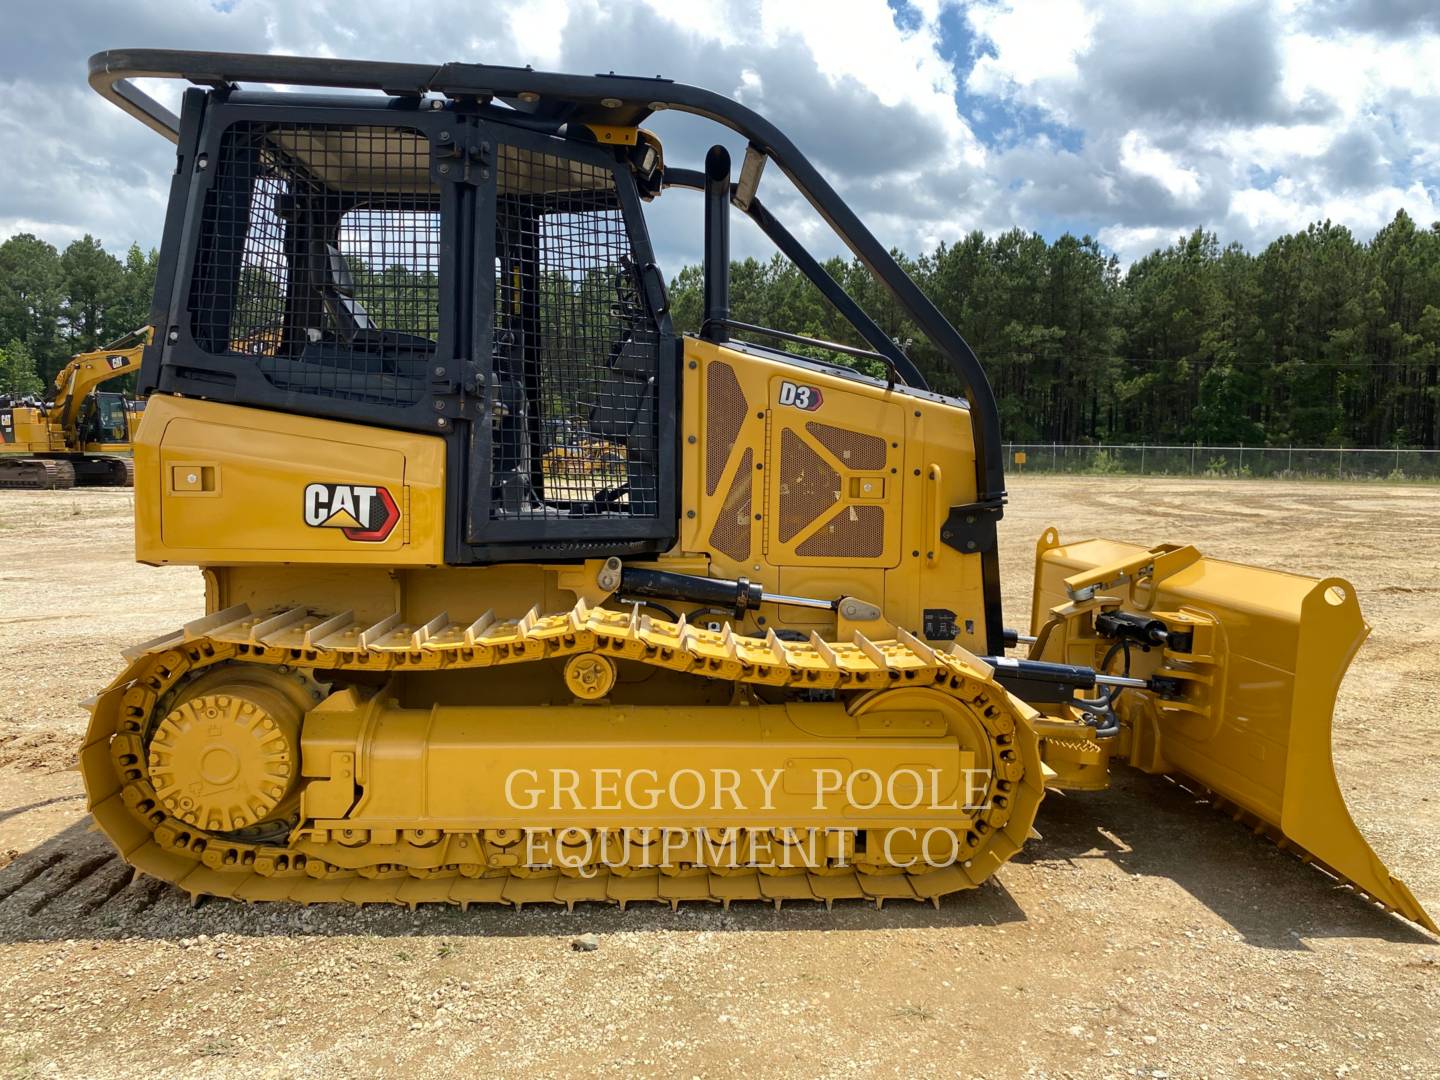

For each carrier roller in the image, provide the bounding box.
[81,601,1047,909]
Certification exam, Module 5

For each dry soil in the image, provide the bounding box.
[0,476,1436,1079]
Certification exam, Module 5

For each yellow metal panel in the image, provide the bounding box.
[310,701,968,830]
[679,336,990,649]
[0,406,57,450]
[135,396,444,566]
[764,372,902,567]
[582,123,639,146]
[1034,531,1435,931]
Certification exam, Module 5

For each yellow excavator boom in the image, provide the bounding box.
[48,327,150,434]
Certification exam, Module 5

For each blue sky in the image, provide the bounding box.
[3,0,1439,270]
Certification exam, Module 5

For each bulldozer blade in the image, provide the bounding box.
[1034,532,1436,933]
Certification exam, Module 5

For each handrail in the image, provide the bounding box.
[705,318,903,385]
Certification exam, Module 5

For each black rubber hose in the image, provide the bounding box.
[1077,639,1131,735]
[617,597,679,622]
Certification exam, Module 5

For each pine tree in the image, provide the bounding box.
[0,337,44,397]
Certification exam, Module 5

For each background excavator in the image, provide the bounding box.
[75,48,1432,928]
[0,326,149,489]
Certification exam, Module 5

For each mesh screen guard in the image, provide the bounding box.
[488,143,661,526]
[188,122,441,406]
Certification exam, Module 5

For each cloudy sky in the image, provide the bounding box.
[4,0,1439,271]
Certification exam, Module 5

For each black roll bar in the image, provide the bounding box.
[702,146,732,344]
[665,166,922,388]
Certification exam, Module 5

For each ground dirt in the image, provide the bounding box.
[0,477,1436,1079]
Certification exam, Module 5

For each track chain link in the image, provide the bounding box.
[81,601,1046,909]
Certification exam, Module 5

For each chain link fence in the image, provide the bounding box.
[1004,443,1440,482]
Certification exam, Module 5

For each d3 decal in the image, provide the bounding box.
[777,380,823,411]
[303,483,400,542]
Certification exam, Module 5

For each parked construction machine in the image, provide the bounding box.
[0,327,149,489]
[78,49,1433,928]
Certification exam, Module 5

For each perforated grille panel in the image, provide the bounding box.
[805,422,887,470]
[705,362,747,496]
[709,447,753,562]
[795,504,885,558]
[778,428,841,543]
[490,144,660,522]
[189,123,439,406]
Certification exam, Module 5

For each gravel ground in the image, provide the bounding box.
[0,476,1436,1079]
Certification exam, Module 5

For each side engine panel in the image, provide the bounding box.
[682,338,990,649]
[134,396,446,566]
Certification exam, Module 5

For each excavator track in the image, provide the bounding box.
[74,455,134,487]
[0,458,76,490]
[81,602,1046,910]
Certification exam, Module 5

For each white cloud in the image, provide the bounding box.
[1096,224,1184,265]
[1280,30,1440,118]
[2,0,1440,275]
[1118,131,1203,202]
[755,0,987,167]
[966,0,1440,261]
[505,0,579,69]
[966,0,1096,97]
[1229,177,1440,238]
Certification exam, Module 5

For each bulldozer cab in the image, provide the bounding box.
[144,99,672,560]
[106,50,996,573]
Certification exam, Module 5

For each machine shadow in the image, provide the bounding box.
[0,793,85,824]
[3,772,1429,947]
[0,817,1029,945]
[1015,767,1432,949]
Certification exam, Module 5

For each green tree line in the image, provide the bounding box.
[670,210,1440,449]
[0,233,157,397]
[6,213,1440,449]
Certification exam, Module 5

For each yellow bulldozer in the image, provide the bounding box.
[77,48,1432,928]
[0,327,149,489]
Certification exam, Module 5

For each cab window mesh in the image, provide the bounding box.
[188,122,440,406]
[489,145,660,522]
